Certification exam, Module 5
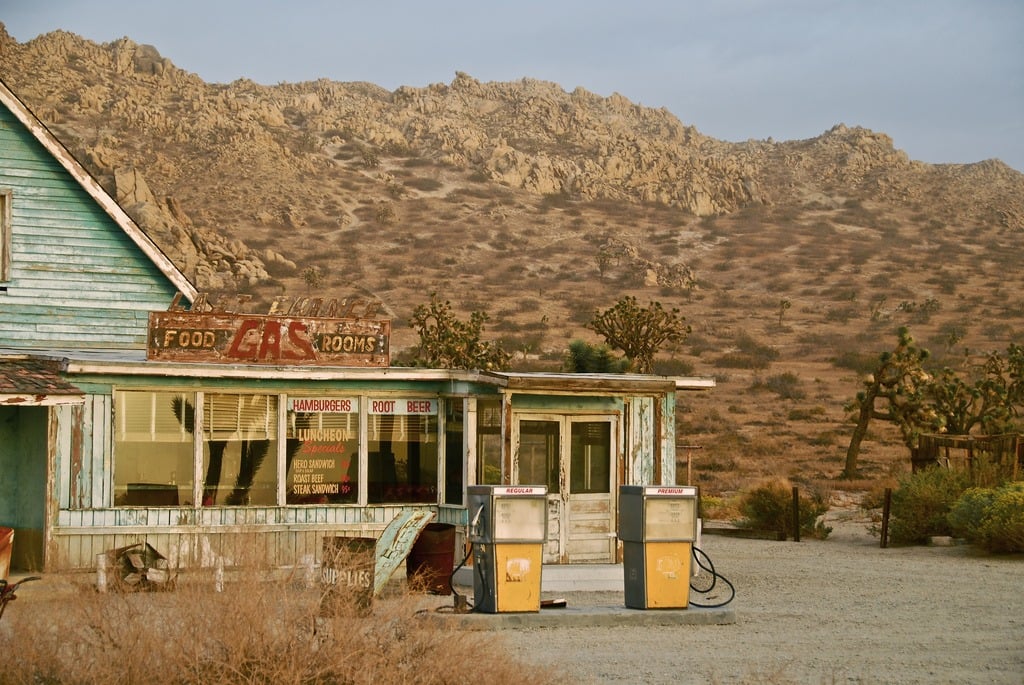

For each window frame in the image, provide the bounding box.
[111,389,450,508]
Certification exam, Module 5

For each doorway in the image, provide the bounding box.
[512,414,616,563]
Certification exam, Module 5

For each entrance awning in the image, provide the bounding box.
[0,357,85,406]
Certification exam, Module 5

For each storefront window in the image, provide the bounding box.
[285,397,359,504]
[202,394,278,506]
[476,399,502,484]
[114,391,195,506]
[444,399,464,505]
[113,390,453,509]
[367,398,438,503]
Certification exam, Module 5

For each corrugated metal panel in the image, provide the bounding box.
[0,105,184,350]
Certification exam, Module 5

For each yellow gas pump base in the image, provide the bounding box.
[644,541,692,608]
[493,543,543,612]
[624,540,692,609]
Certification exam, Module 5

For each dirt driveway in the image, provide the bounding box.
[497,506,1024,684]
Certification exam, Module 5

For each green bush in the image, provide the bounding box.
[737,478,831,539]
[949,482,1024,553]
[888,467,971,544]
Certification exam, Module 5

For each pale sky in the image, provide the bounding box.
[4,0,1023,171]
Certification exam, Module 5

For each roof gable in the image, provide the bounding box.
[0,78,196,299]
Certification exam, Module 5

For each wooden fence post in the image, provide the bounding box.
[880,488,892,549]
[792,485,801,543]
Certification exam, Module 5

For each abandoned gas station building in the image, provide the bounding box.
[0,78,713,574]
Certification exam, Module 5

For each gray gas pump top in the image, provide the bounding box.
[619,485,699,542]
[467,485,548,544]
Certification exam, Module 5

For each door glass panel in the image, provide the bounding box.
[518,420,560,493]
[570,421,611,494]
[476,399,502,484]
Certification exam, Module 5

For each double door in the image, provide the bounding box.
[512,414,616,563]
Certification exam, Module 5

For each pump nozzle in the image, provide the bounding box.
[470,504,484,539]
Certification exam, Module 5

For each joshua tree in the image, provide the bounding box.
[409,293,510,370]
[587,296,689,374]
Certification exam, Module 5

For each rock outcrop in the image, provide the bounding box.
[0,22,1020,303]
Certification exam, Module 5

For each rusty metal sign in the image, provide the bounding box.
[147,311,390,367]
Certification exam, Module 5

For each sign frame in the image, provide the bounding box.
[147,310,390,367]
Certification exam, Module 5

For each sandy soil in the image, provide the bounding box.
[496,504,1024,685]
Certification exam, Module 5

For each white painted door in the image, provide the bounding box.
[513,415,617,563]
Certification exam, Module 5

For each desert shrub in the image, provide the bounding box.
[736,478,831,539]
[2,562,558,685]
[807,431,838,446]
[715,332,779,369]
[831,349,879,375]
[860,480,899,510]
[824,305,858,323]
[700,493,742,520]
[787,407,825,421]
[948,482,1024,553]
[752,372,805,400]
[403,176,444,192]
[888,466,971,544]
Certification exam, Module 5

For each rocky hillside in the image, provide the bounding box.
[2,25,1022,491]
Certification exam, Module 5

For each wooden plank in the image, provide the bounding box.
[568,498,611,515]
[372,509,435,596]
[570,519,613,535]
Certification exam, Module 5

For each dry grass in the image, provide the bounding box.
[1,556,558,685]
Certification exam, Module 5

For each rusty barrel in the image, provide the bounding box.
[406,523,456,595]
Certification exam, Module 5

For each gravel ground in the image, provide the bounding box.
[4,504,1021,684]
[494,506,1024,685]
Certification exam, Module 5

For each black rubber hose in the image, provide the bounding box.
[689,545,735,608]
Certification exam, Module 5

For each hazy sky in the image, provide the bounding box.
[4,1,1023,171]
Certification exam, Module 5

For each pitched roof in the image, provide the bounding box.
[0,357,84,406]
[0,77,197,301]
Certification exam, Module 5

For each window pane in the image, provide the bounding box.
[570,421,611,494]
[202,394,278,506]
[519,420,559,493]
[367,398,438,503]
[285,397,359,504]
[444,400,464,505]
[477,399,502,484]
[114,391,195,506]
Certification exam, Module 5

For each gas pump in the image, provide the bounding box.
[467,485,547,613]
[620,485,699,609]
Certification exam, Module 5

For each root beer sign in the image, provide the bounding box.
[148,310,390,367]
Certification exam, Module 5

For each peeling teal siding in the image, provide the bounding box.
[0,105,180,349]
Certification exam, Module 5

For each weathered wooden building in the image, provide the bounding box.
[0,78,713,573]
